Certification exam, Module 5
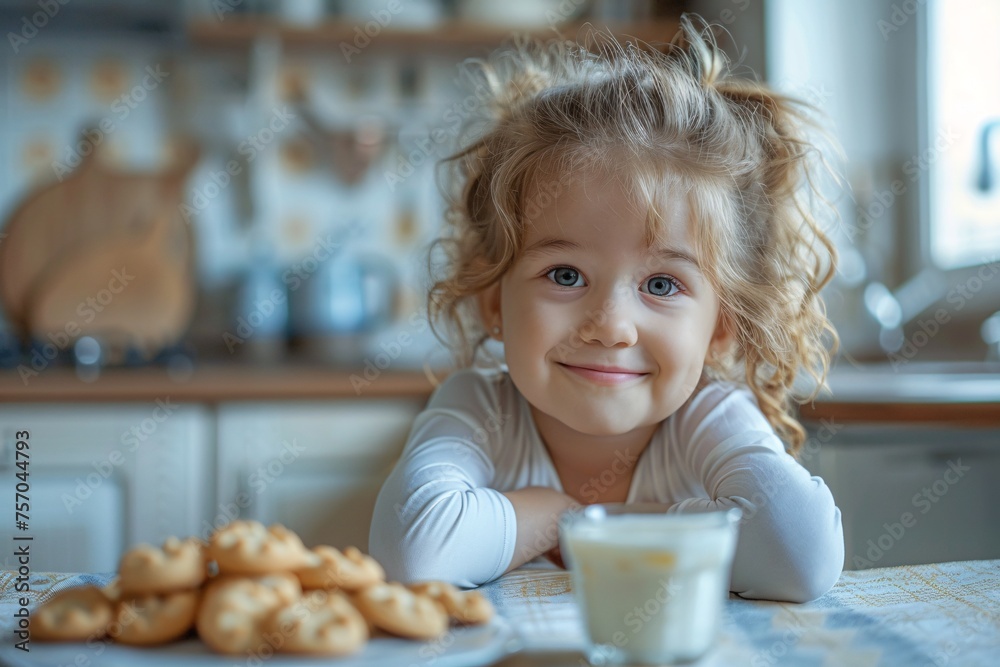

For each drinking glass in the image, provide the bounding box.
[559,503,742,666]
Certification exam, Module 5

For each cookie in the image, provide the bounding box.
[112,590,199,646]
[196,577,286,654]
[31,586,113,642]
[408,581,494,625]
[102,577,121,602]
[264,590,368,656]
[351,582,448,640]
[208,521,311,575]
[118,536,206,594]
[296,546,384,591]
[208,571,302,607]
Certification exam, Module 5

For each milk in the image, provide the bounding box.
[560,508,741,665]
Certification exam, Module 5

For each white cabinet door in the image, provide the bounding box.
[802,423,1000,570]
[216,399,424,552]
[0,402,213,573]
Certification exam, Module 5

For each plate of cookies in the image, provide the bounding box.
[3,520,519,667]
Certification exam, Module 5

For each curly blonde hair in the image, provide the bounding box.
[426,14,842,456]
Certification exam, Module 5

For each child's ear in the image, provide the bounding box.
[707,308,736,360]
[477,281,503,338]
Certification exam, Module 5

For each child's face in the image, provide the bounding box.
[486,167,731,437]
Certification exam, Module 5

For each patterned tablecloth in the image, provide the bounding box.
[0,559,997,666]
[476,558,1000,666]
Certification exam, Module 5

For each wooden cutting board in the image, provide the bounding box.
[0,135,200,356]
[25,206,196,359]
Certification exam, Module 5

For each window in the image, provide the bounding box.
[926,0,1000,269]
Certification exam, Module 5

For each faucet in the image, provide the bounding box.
[982,311,1000,361]
[976,119,1000,192]
[862,268,947,355]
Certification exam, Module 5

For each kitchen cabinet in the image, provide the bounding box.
[0,402,213,573]
[215,398,424,552]
[0,395,425,573]
[800,423,1000,570]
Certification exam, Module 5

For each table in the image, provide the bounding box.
[478,558,1000,666]
[0,559,997,666]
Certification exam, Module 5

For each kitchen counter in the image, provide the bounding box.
[1,361,998,426]
[0,363,444,402]
[797,360,1000,426]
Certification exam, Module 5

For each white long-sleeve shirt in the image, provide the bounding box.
[369,366,844,602]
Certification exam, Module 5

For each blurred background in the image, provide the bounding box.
[0,0,998,575]
[1,0,999,372]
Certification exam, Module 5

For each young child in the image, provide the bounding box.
[370,15,845,603]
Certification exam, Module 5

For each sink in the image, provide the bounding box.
[808,360,1000,403]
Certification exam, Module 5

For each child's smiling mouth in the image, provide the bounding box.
[556,362,650,386]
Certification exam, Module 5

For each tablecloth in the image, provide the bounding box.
[476,558,1000,666]
[1,560,997,666]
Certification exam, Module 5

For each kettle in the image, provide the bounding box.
[291,252,401,364]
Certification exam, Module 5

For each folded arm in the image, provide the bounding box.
[670,432,844,602]
[369,436,513,587]
[668,384,845,602]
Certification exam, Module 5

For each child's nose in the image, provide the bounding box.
[574,288,639,348]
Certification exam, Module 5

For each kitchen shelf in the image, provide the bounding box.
[185,16,682,51]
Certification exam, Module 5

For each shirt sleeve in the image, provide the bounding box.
[668,383,845,603]
[368,370,518,589]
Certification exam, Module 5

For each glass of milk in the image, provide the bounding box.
[559,503,742,666]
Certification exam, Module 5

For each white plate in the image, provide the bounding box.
[0,618,521,667]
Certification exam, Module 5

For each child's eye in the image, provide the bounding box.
[545,267,585,287]
[641,275,683,298]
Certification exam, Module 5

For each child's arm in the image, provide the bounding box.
[501,487,580,574]
[369,426,516,588]
[369,369,580,587]
[673,385,845,603]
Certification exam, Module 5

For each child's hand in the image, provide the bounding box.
[545,544,567,569]
[501,487,580,574]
